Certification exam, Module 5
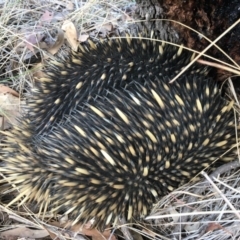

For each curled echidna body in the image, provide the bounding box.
[1,34,238,229]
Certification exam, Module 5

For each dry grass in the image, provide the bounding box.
[0,0,240,239]
[146,166,240,239]
[0,0,135,95]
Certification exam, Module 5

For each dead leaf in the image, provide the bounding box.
[25,33,44,53]
[70,223,117,240]
[25,34,37,53]
[0,92,21,129]
[0,85,19,97]
[53,12,69,22]
[78,34,89,43]
[0,227,48,239]
[40,10,53,23]
[205,223,233,236]
[206,223,223,232]
[62,20,79,51]
[95,23,114,37]
[98,23,113,35]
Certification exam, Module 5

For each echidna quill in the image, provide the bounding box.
[0,34,238,229]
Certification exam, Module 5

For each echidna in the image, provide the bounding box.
[1,34,238,229]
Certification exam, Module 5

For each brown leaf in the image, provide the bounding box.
[206,223,223,232]
[25,34,37,52]
[95,23,114,38]
[71,223,117,240]
[0,92,21,129]
[40,10,53,23]
[0,85,19,97]
[99,23,113,33]
[25,33,44,53]
[62,20,79,51]
[0,227,48,239]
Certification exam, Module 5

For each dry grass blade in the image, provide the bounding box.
[158,18,240,68]
[202,171,240,220]
[169,18,240,83]
[197,59,240,76]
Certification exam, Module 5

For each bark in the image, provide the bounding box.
[134,0,240,66]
